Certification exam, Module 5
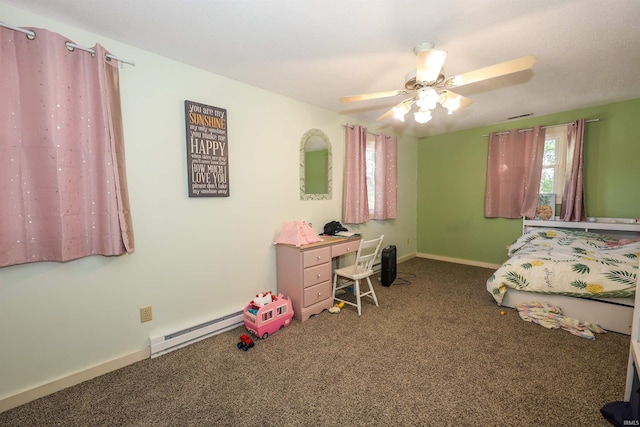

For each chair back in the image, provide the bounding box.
[351,235,384,275]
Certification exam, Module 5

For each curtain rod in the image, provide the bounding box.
[0,21,135,66]
[482,118,599,137]
[341,123,392,138]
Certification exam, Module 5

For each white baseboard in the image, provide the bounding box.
[0,347,150,414]
[416,252,500,270]
[374,252,416,272]
[397,253,415,264]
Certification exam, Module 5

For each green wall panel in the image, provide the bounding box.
[417,98,640,265]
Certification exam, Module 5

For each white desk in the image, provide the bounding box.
[276,236,361,321]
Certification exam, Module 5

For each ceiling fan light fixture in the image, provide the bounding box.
[393,102,412,122]
[414,109,433,124]
[416,88,439,111]
[439,92,462,114]
[340,41,536,126]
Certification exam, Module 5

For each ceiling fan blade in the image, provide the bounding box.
[377,108,394,121]
[340,89,410,103]
[445,54,537,87]
[439,90,474,111]
[458,95,474,110]
[416,49,447,83]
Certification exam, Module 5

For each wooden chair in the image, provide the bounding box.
[332,235,384,315]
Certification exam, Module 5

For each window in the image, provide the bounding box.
[277,305,288,316]
[1,27,135,267]
[262,310,273,322]
[539,125,568,202]
[366,138,376,212]
[343,125,396,223]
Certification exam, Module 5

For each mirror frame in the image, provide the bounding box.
[300,128,332,200]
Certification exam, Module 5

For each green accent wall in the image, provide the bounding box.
[304,149,328,194]
[417,98,640,265]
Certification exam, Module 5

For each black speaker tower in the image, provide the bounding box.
[380,245,397,286]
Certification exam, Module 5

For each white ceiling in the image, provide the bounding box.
[4,0,640,137]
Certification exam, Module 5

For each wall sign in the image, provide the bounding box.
[185,100,229,197]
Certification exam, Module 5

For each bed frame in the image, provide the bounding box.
[499,217,640,335]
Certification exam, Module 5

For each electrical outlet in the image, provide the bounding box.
[140,306,153,323]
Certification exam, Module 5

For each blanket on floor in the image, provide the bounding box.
[514,301,606,339]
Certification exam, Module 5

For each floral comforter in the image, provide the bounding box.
[487,228,640,305]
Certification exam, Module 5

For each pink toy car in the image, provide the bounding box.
[244,293,294,339]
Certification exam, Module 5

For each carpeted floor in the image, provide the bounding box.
[0,257,628,426]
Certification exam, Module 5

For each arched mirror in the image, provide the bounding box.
[300,128,332,200]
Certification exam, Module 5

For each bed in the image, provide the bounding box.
[487,218,640,335]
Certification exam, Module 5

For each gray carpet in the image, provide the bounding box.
[0,258,628,426]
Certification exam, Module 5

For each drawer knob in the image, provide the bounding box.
[317,255,321,260]
[317,273,321,278]
[317,292,322,297]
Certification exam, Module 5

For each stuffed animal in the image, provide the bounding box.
[253,291,275,306]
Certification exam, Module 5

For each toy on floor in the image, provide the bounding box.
[329,301,345,314]
[247,291,276,316]
[237,334,254,351]
[244,292,294,339]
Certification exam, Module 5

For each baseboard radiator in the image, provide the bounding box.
[150,309,244,358]
[372,262,382,274]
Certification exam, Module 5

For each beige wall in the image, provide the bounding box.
[0,3,417,407]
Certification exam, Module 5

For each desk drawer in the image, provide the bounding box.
[332,240,359,257]
[303,262,332,287]
[303,247,331,268]
[303,281,332,308]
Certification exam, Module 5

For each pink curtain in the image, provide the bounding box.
[342,125,369,224]
[0,27,134,267]
[372,133,397,220]
[484,126,545,218]
[560,119,587,221]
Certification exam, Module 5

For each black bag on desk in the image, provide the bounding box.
[323,221,347,236]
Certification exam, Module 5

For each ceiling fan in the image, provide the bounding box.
[340,41,536,124]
